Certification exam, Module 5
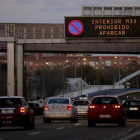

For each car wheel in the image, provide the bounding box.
[75,116,78,123]
[88,119,95,127]
[30,116,35,130]
[119,121,126,127]
[24,122,30,130]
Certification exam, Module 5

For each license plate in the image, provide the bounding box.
[78,108,86,111]
[129,108,138,110]
[99,115,111,118]
[1,110,14,114]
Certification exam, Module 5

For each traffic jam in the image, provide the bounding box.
[1,95,140,128]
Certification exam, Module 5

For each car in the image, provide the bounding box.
[122,99,140,118]
[73,99,90,117]
[43,97,78,123]
[122,97,135,105]
[28,102,43,116]
[0,96,35,130]
[88,95,126,127]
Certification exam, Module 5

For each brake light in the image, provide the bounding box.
[114,105,120,109]
[44,104,49,110]
[20,107,26,113]
[67,104,72,110]
[89,105,95,109]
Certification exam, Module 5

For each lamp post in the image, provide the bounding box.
[42,62,49,101]
[80,58,86,96]
[75,61,77,78]
[62,60,68,97]
[97,67,98,91]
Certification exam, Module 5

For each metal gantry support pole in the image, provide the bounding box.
[16,44,23,97]
[7,42,15,96]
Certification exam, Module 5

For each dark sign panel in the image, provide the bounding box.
[65,16,140,39]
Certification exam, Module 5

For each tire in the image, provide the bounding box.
[24,123,30,130]
[70,118,75,123]
[74,116,78,123]
[30,116,35,130]
[119,121,126,127]
[119,116,126,127]
[88,119,95,127]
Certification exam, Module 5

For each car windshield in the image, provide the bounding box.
[92,97,118,104]
[48,98,69,104]
[74,100,89,106]
[0,98,22,106]
[125,101,140,106]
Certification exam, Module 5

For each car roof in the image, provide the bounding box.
[0,96,24,99]
[73,100,89,101]
[92,95,118,98]
[125,99,140,101]
[48,97,70,100]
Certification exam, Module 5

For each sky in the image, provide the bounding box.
[0,0,140,57]
[0,0,140,23]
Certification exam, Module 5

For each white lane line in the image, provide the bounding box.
[119,131,140,140]
[75,123,81,126]
[56,127,65,130]
[29,132,41,135]
[135,124,140,127]
[128,128,133,131]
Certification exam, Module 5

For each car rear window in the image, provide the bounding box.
[0,98,22,106]
[48,98,69,104]
[125,101,140,106]
[74,101,89,106]
[92,97,118,104]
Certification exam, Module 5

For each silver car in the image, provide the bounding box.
[43,97,78,123]
[73,100,90,117]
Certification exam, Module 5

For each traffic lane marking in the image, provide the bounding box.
[119,130,140,140]
[28,132,41,135]
[56,127,65,130]
[75,123,81,126]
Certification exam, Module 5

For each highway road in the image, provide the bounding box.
[0,116,140,140]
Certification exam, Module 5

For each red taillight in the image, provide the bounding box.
[89,105,95,109]
[67,104,72,110]
[20,107,26,113]
[44,104,49,110]
[114,105,120,109]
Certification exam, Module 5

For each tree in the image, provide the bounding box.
[32,65,69,98]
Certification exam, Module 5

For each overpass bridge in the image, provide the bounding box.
[115,70,140,85]
[0,6,140,97]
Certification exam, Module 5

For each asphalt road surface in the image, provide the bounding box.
[0,116,140,140]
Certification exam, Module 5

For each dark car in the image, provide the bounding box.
[88,95,126,127]
[0,96,35,130]
[122,99,140,118]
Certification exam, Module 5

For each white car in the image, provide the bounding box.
[43,97,78,123]
[73,100,90,117]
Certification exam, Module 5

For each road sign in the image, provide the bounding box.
[68,20,83,35]
[65,16,140,39]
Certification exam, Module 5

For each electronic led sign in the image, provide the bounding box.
[65,16,140,38]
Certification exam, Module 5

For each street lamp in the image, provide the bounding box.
[62,60,68,97]
[80,58,86,96]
